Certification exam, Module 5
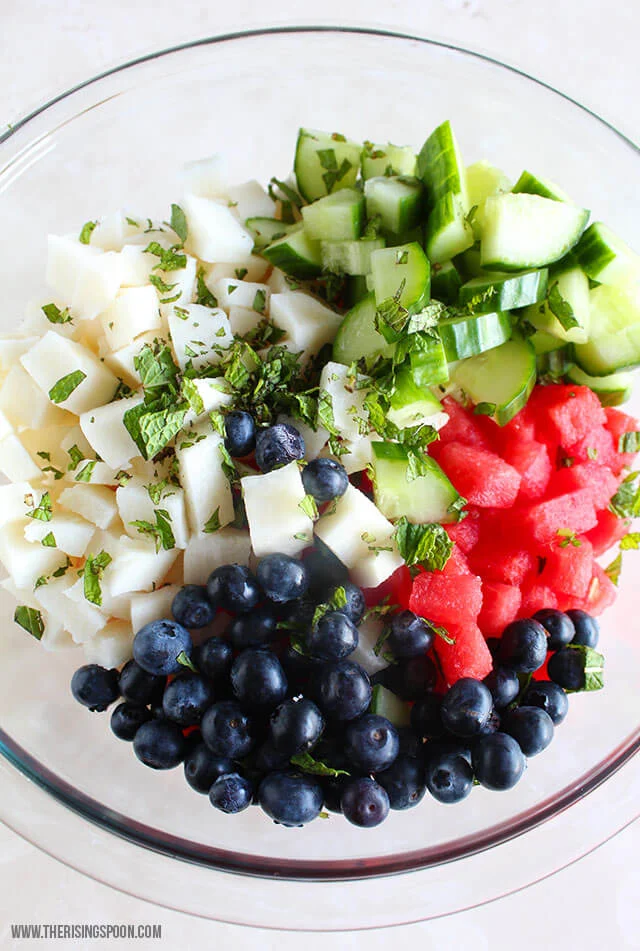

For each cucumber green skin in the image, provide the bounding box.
[438,311,513,362]
[332,292,396,366]
[364,176,424,236]
[361,144,417,180]
[452,337,537,426]
[245,217,290,250]
[511,170,571,201]
[431,261,462,304]
[572,222,640,285]
[294,128,361,203]
[261,228,322,279]
[565,365,633,406]
[536,348,572,378]
[458,269,548,312]
[425,192,474,264]
[530,329,566,355]
[416,120,465,205]
[371,441,461,523]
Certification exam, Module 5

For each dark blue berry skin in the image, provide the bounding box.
[307,611,359,661]
[258,771,324,826]
[201,701,256,759]
[441,677,493,738]
[304,543,349,596]
[254,739,291,774]
[230,649,288,711]
[396,726,424,759]
[344,714,399,773]
[171,585,215,629]
[503,706,554,756]
[184,743,234,794]
[193,637,233,684]
[376,655,437,701]
[301,457,349,502]
[479,708,502,735]
[411,693,445,739]
[331,581,366,626]
[162,673,214,726]
[424,747,474,804]
[226,604,278,650]
[209,773,253,813]
[341,777,390,828]
[483,666,520,709]
[498,619,548,673]
[473,732,526,791]
[567,609,599,648]
[71,665,120,711]
[384,610,434,659]
[314,660,372,721]
[533,609,575,651]
[548,647,585,691]
[522,680,569,725]
[110,702,151,740]
[133,619,193,677]
[269,698,325,756]
[316,745,354,813]
[279,642,323,691]
[376,753,426,810]
[119,660,165,706]
[224,410,256,458]
[133,719,186,769]
[486,637,501,659]
[256,554,309,604]
[255,423,305,473]
[206,564,261,614]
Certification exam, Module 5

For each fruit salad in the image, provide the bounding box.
[3,121,640,828]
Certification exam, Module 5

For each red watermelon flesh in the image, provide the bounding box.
[409,570,482,628]
[444,512,481,553]
[521,490,598,546]
[534,384,606,448]
[565,427,616,469]
[584,563,618,616]
[604,407,639,470]
[478,581,522,636]
[469,543,537,587]
[437,397,491,449]
[585,509,629,556]
[435,620,493,685]
[540,538,594,598]
[438,442,521,508]
[518,583,559,617]
[502,439,552,501]
[547,462,619,511]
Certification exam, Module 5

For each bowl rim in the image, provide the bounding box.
[0,24,639,884]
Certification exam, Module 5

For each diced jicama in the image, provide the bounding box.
[64,576,131,622]
[58,484,119,530]
[116,482,189,549]
[0,433,41,482]
[204,254,270,287]
[0,335,39,378]
[21,332,119,415]
[19,426,73,477]
[119,245,155,286]
[158,255,197,321]
[350,615,388,675]
[242,461,312,557]
[65,460,121,486]
[0,364,72,431]
[213,279,270,312]
[271,293,343,359]
[176,431,234,535]
[130,584,181,633]
[319,361,370,442]
[327,435,374,475]
[183,195,254,263]
[59,425,94,464]
[276,414,328,460]
[100,286,162,351]
[267,268,293,293]
[226,180,277,220]
[1,578,72,651]
[104,330,168,386]
[0,482,39,528]
[183,377,233,427]
[35,574,106,644]
[104,535,178,598]
[46,235,123,320]
[90,211,141,251]
[0,520,68,588]
[24,511,95,557]
[228,305,264,338]
[183,528,252,585]
[180,154,228,198]
[79,395,143,470]
[83,619,133,667]
[167,304,233,372]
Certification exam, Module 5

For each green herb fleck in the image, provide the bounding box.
[42,302,72,325]
[290,751,349,778]
[203,507,221,533]
[619,431,640,453]
[298,494,319,520]
[48,370,86,404]
[130,508,175,553]
[78,220,98,244]
[176,650,198,672]
[557,528,581,548]
[170,203,188,243]
[144,241,187,272]
[14,605,44,640]
[27,491,52,522]
[67,445,85,470]
[604,552,622,585]
[394,518,452,572]
[75,460,97,483]
[547,282,579,331]
[41,531,56,548]
[252,289,267,314]
[610,472,640,519]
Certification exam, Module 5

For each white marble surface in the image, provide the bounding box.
[1,1,639,948]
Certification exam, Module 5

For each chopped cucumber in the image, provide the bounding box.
[245,217,291,250]
[260,224,322,278]
[417,120,468,206]
[454,244,483,280]
[387,366,447,429]
[438,310,513,361]
[301,187,364,241]
[426,192,474,264]
[458,269,548,312]
[320,237,385,276]
[573,284,640,375]
[573,222,640,287]
[565,365,634,406]
[511,170,572,202]
[452,336,537,425]
[361,142,417,180]
[364,176,423,236]
[294,128,361,203]
[332,292,395,366]
[345,275,370,307]
[431,261,462,304]
[406,333,450,388]
[525,267,591,343]
[536,347,572,379]
[384,224,425,249]
[480,194,589,271]
[466,161,511,239]
[530,329,566,355]
[370,242,430,315]
[370,684,411,727]
[371,441,462,523]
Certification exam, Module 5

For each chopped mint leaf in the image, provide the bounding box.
[547,282,579,331]
[42,302,72,325]
[394,518,452,571]
[557,528,581,548]
[474,402,497,417]
[564,644,605,692]
[375,282,408,342]
[619,431,640,453]
[312,585,347,628]
[143,241,187,272]
[75,460,97,483]
[586,446,598,461]
[176,650,198,672]
[41,465,64,481]
[620,532,640,550]
[145,479,173,505]
[14,605,44,640]
[395,249,409,265]
[27,491,52,522]
[290,751,349,778]
[170,203,188,243]
[67,444,85,470]
[134,344,179,390]
[269,177,304,209]
[174,305,190,320]
[317,150,352,193]
[36,451,51,461]
[125,216,139,227]
[203,507,221,533]
[78,220,97,244]
[115,470,132,486]
[130,509,175,553]
[182,377,205,416]
[218,442,238,486]
[235,268,248,280]
[406,301,448,334]
[609,471,640,519]
[298,494,319,521]
[83,550,112,606]
[361,531,393,554]
[195,268,217,307]
[252,289,267,314]
[209,410,226,437]
[604,552,622,585]
[41,531,57,547]
[149,273,178,294]
[227,284,237,295]
[48,369,86,404]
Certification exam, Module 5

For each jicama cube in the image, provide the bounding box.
[104,329,168,386]
[226,180,277,221]
[119,244,155,286]
[271,293,343,359]
[183,528,252,585]
[183,377,233,427]
[212,278,270,313]
[90,211,141,251]
[59,484,119,530]
[79,395,143,470]
[349,615,388,675]
[168,304,233,371]
[33,574,105,644]
[46,235,123,320]
[180,154,228,198]
[204,255,270,287]
[276,414,328,460]
[116,482,189,549]
[0,433,41,482]
[0,482,39,528]
[64,460,122,486]
[267,268,294,293]
[0,520,70,588]
[183,195,254,263]
[158,255,197,321]
[228,305,264,338]
[319,361,370,442]
[83,619,134,667]
[100,286,162,351]
[242,461,313,557]
[176,431,234,535]
[0,335,39,378]
[104,535,178,598]
[2,577,72,651]
[21,332,119,415]
[324,435,374,475]
[130,584,181,632]
[0,364,72,431]
[24,511,95,557]
[64,576,131,622]
[20,299,76,340]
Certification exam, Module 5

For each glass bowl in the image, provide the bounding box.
[0,26,639,931]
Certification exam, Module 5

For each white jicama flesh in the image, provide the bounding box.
[90,211,142,252]
[319,361,370,442]
[21,332,119,415]
[99,286,162,351]
[46,235,123,320]
[0,364,73,431]
[119,244,155,286]
[0,521,72,589]
[212,279,271,313]
[242,461,313,557]
[116,482,189,549]
[182,195,254,263]
[24,512,95,558]
[0,336,40,378]
[270,293,343,359]
[83,619,134,668]
[104,330,169,386]
[0,482,39,528]
[205,255,270,287]
[0,434,42,483]
[228,305,265,338]
[167,304,233,372]
[349,615,389,675]
[104,535,178,598]
[130,585,181,633]
[176,431,234,536]
[158,255,197,320]
[183,378,233,427]
[79,395,143,470]
[226,180,277,221]
[180,154,229,199]
[183,529,252,586]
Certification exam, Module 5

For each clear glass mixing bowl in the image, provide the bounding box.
[0,26,638,931]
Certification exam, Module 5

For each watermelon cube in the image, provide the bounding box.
[478,581,522,637]
[605,407,640,471]
[565,426,616,469]
[444,511,481,553]
[534,384,606,448]
[585,508,630,556]
[518,583,559,617]
[437,398,491,449]
[494,405,536,453]
[438,442,521,508]
[547,462,619,511]
[441,545,472,576]
[409,570,483,627]
[584,563,617,616]
[521,490,598,546]
[503,439,552,501]
[434,620,493,685]
[540,538,594,598]
[469,543,537,587]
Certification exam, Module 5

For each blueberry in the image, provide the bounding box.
[254,738,292,774]
[171,585,215,629]
[521,680,569,725]
[270,697,325,756]
[410,692,445,739]
[307,610,359,660]
[279,641,323,690]
[184,742,234,794]
[133,619,192,676]
[486,637,501,658]
[341,777,390,828]
[133,719,186,769]
[344,714,399,773]
[314,660,372,721]
[547,647,585,691]
[301,457,349,502]
[330,581,366,625]
[201,701,256,759]
[498,619,548,673]
[110,702,151,740]
[483,666,520,709]
[503,706,554,756]
[162,673,214,726]
[255,423,305,473]
[396,726,424,759]
[424,747,474,804]
[376,753,426,810]
[567,609,599,648]
[224,410,256,458]
[533,608,575,651]
[209,773,253,814]
[71,664,120,711]
[479,707,502,735]
[278,597,317,632]
[256,553,309,603]
[376,655,437,701]
[258,770,324,826]
[230,649,288,710]
[119,660,165,706]
[441,677,493,738]
[315,744,353,813]
[226,604,278,650]
[206,563,260,614]
[304,543,349,596]
[472,732,526,791]
[384,610,434,659]
[193,636,233,683]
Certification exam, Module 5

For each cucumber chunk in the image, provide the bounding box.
[431,260,462,304]
[245,217,292,250]
[364,176,424,236]
[452,337,536,425]
[573,222,640,287]
[345,275,370,307]
[511,170,572,202]
[320,237,385,276]
[294,128,361,203]
[371,441,462,523]
[332,292,395,366]
[480,193,589,271]
[525,267,591,343]
[361,142,417,180]
[573,284,640,375]
[260,224,322,278]
[565,365,634,406]
[454,244,483,280]
[426,192,474,264]
[370,684,411,727]
[530,329,566,355]
[438,310,513,361]
[405,333,450,388]
[458,269,548,312]
[370,243,431,315]
[301,188,364,242]
[536,347,572,379]
[387,366,447,429]
[417,120,468,206]
[466,161,511,239]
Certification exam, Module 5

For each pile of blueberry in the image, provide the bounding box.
[70,554,601,828]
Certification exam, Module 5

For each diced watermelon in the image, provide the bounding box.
[441,545,472,576]
[584,563,617,616]
[409,570,483,627]
[363,565,413,609]
[493,404,536,453]
[546,462,619,511]
[444,511,481,553]
[565,426,616,469]
[477,581,522,636]
[436,398,491,449]
[533,384,606,448]
[434,620,493,685]
[469,542,537,587]
[539,538,594,598]
[604,407,640,471]
[521,490,598,546]
[502,439,552,501]
[585,509,630,556]
[518,583,559,617]
[438,442,521,508]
